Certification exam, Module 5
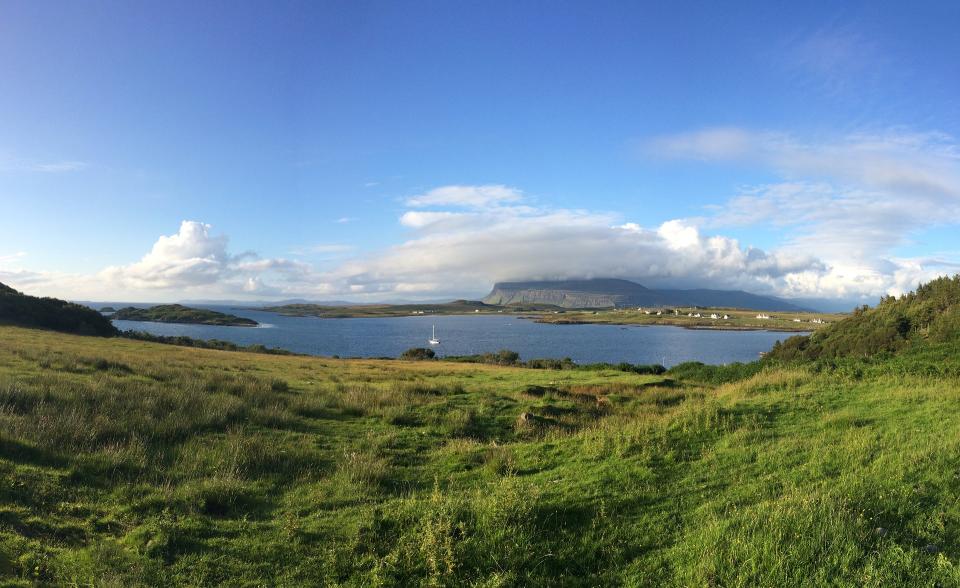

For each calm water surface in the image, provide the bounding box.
[111,307,805,367]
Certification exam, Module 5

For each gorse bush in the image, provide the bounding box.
[667,360,764,385]
[444,349,666,374]
[400,347,436,360]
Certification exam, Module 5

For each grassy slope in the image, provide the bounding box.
[2,326,960,585]
[113,304,258,326]
[770,275,960,361]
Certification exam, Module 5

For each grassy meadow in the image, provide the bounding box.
[2,325,960,585]
[535,306,841,332]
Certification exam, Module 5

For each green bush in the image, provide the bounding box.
[400,347,436,360]
[668,361,763,384]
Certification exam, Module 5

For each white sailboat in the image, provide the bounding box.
[428,324,440,345]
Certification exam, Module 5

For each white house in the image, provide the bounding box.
[722,314,730,319]
[710,313,719,319]
[756,313,770,320]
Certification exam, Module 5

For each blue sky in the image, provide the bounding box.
[2,1,959,302]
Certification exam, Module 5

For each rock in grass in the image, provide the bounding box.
[517,412,535,425]
[923,544,939,554]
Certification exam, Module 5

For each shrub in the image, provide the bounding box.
[400,347,436,360]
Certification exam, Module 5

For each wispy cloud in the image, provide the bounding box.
[0,251,27,265]
[774,23,892,102]
[289,243,354,256]
[406,184,524,209]
[335,217,357,224]
[0,157,89,173]
[28,161,89,173]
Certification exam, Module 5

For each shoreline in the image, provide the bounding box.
[112,318,259,328]
[533,318,813,333]
[254,308,824,333]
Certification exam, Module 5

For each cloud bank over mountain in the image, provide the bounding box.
[4,127,958,303]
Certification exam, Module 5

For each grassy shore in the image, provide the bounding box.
[2,325,960,585]
[535,306,842,332]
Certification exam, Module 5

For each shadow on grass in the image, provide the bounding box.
[0,437,69,468]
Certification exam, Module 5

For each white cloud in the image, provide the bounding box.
[0,251,27,264]
[335,217,357,224]
[649,127,960,297]
[406,184,523,209]
[94,221,310,298]
[289,244,354,256]
[307,190,830,300]
[7,163,958,303]
[100,221,232,289]
[651,127,764,161]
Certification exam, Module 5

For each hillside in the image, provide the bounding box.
[0,282,117,336]
[3,321,960,584]
[4,279,960,584]
[768,275,960,361]
[113,304,259,326]
[483,278,808,311]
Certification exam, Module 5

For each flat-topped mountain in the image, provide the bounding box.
[483,278,807,311]
[113,304,259,326]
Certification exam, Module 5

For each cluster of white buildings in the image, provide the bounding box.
[630,307,827,324]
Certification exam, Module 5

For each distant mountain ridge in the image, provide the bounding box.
[483,278,808,312]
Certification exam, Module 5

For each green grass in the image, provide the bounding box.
[536,306,841,332]
[2,325,960,585]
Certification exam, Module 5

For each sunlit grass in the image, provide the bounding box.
[2,325,960,585]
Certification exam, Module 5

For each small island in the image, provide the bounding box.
[99,306,116,313]
[112,304,259,326]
